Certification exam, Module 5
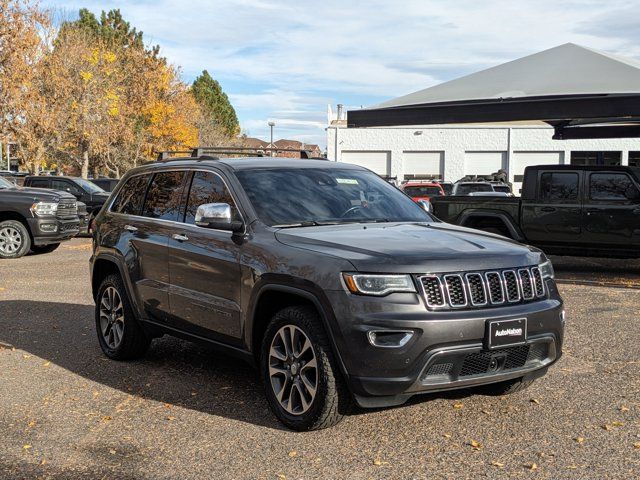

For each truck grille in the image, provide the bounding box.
[419,266,546,310]
[56,200,78,218]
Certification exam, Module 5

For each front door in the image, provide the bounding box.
[521,170,583,245]
[167,169,243,344]
[582,171,640,248]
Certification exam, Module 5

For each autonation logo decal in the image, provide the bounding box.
[495,327,523,337]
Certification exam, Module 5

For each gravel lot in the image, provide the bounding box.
[0,238,639,479]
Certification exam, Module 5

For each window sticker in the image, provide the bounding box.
[336,178,359,185]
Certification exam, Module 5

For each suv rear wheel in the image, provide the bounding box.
[95,274,150,360]
[261,306,351,430]
[0,220,31,259]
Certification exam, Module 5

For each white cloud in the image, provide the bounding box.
[48,0,640,147]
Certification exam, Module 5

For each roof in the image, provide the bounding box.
[143,156,353,172]
[242,137,268,148]
[348,43,640,139]
[375,44,640,108]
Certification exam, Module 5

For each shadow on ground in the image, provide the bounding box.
[550,255,640,287]
[0,300,487,430]
[0,300,284,429]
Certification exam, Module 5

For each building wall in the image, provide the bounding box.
[327,124,639,189]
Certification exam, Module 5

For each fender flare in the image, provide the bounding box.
[91,251,142,317]
[246,281,348,377]
[458,209,526,242]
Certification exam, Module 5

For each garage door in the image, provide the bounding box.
[511,151,563,194]
[341,151,391,176]
[464,152,506,178]
[403,151,443,180]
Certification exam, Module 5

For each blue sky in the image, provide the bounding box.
[46,0,640,149]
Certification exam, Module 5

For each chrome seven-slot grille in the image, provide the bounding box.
[56,200,78,218]
[419,266,545,309]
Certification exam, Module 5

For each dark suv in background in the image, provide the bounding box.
[24,176,110,227]
[91,156,564,430]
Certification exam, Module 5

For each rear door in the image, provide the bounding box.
[167,169,243,344]
[521,170,583,245]
[582,171,640,247]
[110,170,187,322]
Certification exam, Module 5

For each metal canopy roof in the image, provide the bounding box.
[348,44,640,139]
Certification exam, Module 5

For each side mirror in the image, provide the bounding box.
[416,199,432,213]
[195,203,244,232]
[626,186,640,201]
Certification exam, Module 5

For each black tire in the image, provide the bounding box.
[30,243,60,255]
[260,306,351,431]
[95,274,150,360]
[480,377,535,396]
[0,219,31,259]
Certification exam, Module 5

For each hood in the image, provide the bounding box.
[6,186,76,202]
[275,222,542,273]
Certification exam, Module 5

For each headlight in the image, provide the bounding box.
[539,259,554,279]
[30,202,58,217]
[342,273,416,296]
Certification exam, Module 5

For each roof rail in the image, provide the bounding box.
[156,145,328,161]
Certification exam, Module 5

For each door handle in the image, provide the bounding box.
[586,209,599,216]
[124,224,138,232]
[540,206,555,212]
[172,233,189,242]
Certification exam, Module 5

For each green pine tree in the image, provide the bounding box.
[60,8,161,59]
[191,70,239,138]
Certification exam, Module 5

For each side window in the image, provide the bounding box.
[111,174,151,215]
[29,178,49,188]
[142,171,187,221]
[52,179,81,195]
[590,173,638,201]
[184,171,240,225]
[540,172,579,202]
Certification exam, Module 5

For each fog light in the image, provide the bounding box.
[40,223,58,233]
[367,330,413,348]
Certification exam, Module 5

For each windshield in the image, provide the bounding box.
[0,176,14,189]
[75,178,105,194]
[403,186,442,197]
[236,167,432,227]
[455,183,493,195]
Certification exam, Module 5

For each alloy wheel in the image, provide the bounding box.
[268,325,318,415]
[99,286,125,349]
[0,226,23,255]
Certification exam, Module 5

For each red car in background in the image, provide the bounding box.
[401,181,445,202]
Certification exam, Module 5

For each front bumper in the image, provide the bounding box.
[28,217,80,245]
[325,280,564,408]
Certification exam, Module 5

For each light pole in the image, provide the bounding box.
[268,121,275,157]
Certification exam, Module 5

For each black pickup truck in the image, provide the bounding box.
[0,175,80,258]
[432,165,640,258]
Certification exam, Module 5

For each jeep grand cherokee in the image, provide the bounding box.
[90,156,564,430]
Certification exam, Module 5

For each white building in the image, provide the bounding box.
[326,44,640,192]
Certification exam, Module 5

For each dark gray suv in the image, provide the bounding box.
[90,156,565,430]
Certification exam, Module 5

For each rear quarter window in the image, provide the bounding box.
[111,174,151,215]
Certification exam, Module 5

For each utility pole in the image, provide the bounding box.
[268,121,275,157]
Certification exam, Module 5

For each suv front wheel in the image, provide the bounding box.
[261,306,351,431]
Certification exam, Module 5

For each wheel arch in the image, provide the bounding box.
[91,253,140,316]
[458,209,525,241]
[247,283,348,377]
